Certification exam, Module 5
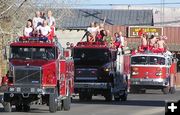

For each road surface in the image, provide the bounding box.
[0,89,179,115]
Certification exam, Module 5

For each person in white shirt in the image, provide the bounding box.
[37,20,51,37]
[87,22,98,42]
[119,31,126,47]
[47,10,55,27]
[23,19,33,37]
[33,11,44,29]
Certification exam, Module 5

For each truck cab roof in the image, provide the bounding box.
[74,42,116,50]
[10,42,55,47]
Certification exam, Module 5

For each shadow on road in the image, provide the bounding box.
[0,107,50,113]
[72,99,165,107]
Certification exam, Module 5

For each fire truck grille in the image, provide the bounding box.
[75,68,98,77]
[14,66,41,85]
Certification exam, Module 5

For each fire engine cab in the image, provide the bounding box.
[1,37,74,112]
[73,42,130,101]
[130,51,177,94]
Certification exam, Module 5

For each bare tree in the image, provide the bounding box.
[0,0,80,79]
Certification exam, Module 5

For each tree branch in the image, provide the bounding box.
[0,4,13,17]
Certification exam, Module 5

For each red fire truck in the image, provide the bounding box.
[130,51,177,94]
[1,37,74,112]
[73,42,130,101]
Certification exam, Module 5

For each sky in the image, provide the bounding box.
[75,0,180,8]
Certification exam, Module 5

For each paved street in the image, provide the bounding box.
[0,89,179,115]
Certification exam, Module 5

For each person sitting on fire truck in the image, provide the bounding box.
[140,33,148,51]
[149,35,157,50]
[47,10,56,42]
[40,11,46,20]
[103,30,113,47]
[87,22,98,42]
[33,11,44,29]
[36,20,51,41]
[95,23,104,42]
[156,36,167,53]
[23,19,33,37]
[151,42,159,53]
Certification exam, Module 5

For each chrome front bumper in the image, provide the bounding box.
[130,78,168,86]
[74,82,109,89]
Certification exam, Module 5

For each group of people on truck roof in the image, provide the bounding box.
[84,22,127,49]
[23,10,55,42]
[138,33,167,53]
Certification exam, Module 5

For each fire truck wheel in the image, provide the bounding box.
[169,87,176,94]
[3,102,12,112]
[105,94,112,101]
[49,93,58,113]
[121,90,128,101]
[23,104,30,112]
[79,93,86,101]
[114,93,121,101]
[139,89,146,94]
[15,104,22,111]
[121,95,127,101]
[57,100,62,111]
[162,87,170,94]
[86,94,92,101]
[63,96,71,111]
[130,86,139,94]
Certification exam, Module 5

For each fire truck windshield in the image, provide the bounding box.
[73,48,110,66]
[131,56,165,65]
[10,46,56,60]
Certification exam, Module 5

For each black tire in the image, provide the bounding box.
[121,91,128,101]
[114,94,120,101]
[63,96,71,111]
[15,104,22,112]
[23,104,30,112]
[79,93,85,101]
[121,95,127,101]
[57,100,62,111]
[162,87,170,94]
[86,94,92,101]
[169,87,176,94]
[130,86,139,94]
[105,94,112,102]
[49,93,58,113]
[139,89,146,94]
[3,102,12,112]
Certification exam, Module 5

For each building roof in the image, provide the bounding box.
[56,9,153,30]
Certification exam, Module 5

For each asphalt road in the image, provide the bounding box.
[0,89,180,115]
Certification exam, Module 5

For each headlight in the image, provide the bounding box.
[156,78,164,82]
[102,63,111,72]
[9,87,15,92]
[156,72,162,76]
[131,71,139,76]
[104,68,110,72]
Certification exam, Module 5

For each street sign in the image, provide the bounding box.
[128,26,163,37]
